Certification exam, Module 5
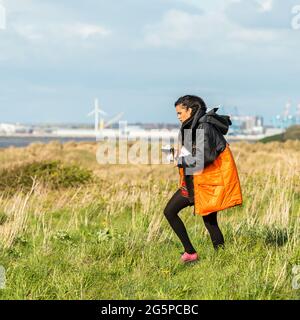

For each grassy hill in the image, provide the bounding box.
[260,125,300,143]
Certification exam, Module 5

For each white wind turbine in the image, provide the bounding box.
[87,98,107,132]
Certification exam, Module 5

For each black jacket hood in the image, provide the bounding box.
[195,107,232,135]
[178,107,230,177]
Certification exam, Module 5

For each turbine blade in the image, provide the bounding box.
[98,110,107,116]
[103,112,124,128]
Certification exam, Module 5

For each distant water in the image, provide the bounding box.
[0,135,256,149]
[0,136,96,149]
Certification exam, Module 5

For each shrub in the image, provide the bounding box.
[0,211,8,225]
[0,160,94,193]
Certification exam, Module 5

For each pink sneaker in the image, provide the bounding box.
[180,252,198,263]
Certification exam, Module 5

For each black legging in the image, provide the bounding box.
[164,189,225,253]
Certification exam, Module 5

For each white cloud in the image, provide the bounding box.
[13,24,43,41]
[225,0,293,29]
[64,24,111,39]
[256,0,273,12]
[0,2,6,30]
[228,28,276,42]
[142,8,278,50]
[13,23,111,42]
[144,9,204,47]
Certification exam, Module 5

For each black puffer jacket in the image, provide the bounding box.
[177,107,232,202]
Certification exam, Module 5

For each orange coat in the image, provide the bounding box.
[179,143,243,216]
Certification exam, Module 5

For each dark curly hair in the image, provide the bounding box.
[174,95,207,117]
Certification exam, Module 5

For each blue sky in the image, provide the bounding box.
[0,0,299,124]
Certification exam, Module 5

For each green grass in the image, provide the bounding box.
[0,187,299,300]
[0,141,299,300]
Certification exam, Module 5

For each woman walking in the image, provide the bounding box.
[164,95,243,263]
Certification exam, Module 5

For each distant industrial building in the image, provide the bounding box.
[0,123,33,134]
[230,115,264,135]
[272,102,300,129]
